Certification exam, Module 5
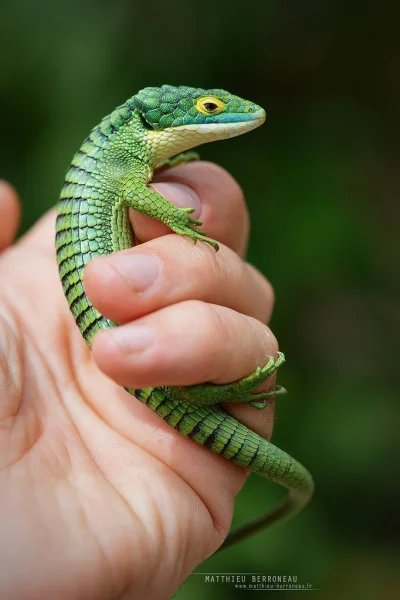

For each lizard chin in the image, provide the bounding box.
[147,111,266,161]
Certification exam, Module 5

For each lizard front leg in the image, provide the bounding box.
[123,182,219,250]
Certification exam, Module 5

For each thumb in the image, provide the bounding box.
[0,181,21,252]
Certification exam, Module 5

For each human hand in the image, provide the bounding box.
[0,163,278,600]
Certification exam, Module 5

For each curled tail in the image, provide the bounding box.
[136,387,314,549]
[219,426,313,549]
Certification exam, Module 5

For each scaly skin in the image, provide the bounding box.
[55,85,314,549]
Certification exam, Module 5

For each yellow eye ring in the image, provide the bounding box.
[195,96,226,116]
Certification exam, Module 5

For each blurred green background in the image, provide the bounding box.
[1,1,399,598]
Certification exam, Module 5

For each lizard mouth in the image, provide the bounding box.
[147,108,266,161]
[244,107,266,123]
[166,112,266,140]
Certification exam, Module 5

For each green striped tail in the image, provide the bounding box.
[135,387,314,549]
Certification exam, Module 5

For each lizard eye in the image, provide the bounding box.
[196,96,226,116]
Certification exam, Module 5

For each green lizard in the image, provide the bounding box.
[55,85,314,550]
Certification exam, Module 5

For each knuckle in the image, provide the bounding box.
[195,160,232,181]
[194,245,244,299]
[206,303,232,343]
[196,161,247,215]
[245,263,275,323]
[260,324,279,358]
[199,245,226,290]
[185,300,231,346]
[258,278,275,323]
[243,314,279,362]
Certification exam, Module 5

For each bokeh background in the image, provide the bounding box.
[1,1,399,598]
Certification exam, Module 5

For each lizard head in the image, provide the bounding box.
[132,85,266,163]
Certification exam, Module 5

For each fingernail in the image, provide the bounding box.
[110,324,155,353]
[151,182,201,215]
[109,253,160,292]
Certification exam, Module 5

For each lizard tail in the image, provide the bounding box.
[220,488,310,550]
[214,409,314,550]
[220,432,313,550]
[135,388,314,549]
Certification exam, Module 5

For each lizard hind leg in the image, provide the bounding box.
[167,353,287,408]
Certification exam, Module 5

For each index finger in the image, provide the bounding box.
[130,161,250,257]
